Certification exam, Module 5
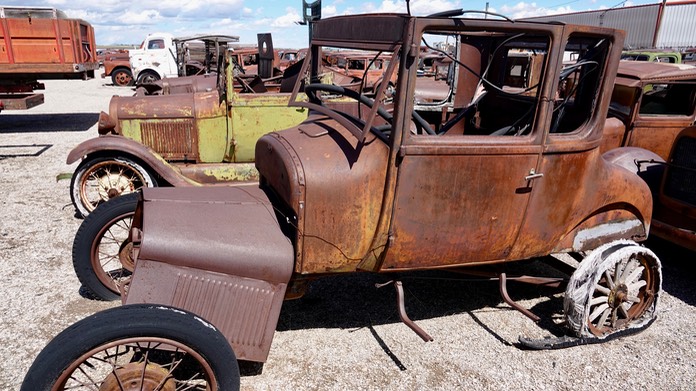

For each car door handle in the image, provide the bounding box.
[525,169,544,181]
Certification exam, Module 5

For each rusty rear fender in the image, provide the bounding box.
[66,135,196,187]
[553,149,657,252]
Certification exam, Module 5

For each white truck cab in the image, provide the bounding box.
[129,33,177,84]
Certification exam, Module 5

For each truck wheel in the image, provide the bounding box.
[137,70,160,85]
[71,156,156,218]
[564,240,661,339]
[111,67,134,86]
[21,304,241,391]
[73,193,139,300]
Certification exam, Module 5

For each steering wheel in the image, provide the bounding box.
[304,84,435,136]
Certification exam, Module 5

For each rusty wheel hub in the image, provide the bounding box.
[98,174,135,201]
[118,240,135,271]
[99,362,175,391]
[608,284,629,309]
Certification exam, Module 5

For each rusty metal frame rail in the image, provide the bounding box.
[376,280,433,342]
[377,270,567,335]
[499,272,541,323]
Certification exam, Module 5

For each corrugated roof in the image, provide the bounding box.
[655,3,696,48]
[520,5,660,49]
[521,2,696,49]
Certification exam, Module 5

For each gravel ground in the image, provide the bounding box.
[1,75,695,390]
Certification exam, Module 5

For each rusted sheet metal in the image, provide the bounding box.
[113,91,227,163]
[650,127,696,250]
[110,14,659,362]
[609,61,696,160]
[66,135,198,187]
[134,74,218,96]
[135,186,293,281]
[383,152,539,270]
[513,148,652,257]
[651,219,696,252]
[617,62,696,84]
[628,119,691,161]
[126,186,293,362]
[598,117,627,154]
[256,116,390,274]
[0,7,97,77]
[0,92,42,109]
[658,127,696,216]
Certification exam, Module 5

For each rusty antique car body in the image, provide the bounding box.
[602,61,696,160]
[66,36,308,218]
[25,13,664,390]
[599,61,696,250]
[324,50,397,92]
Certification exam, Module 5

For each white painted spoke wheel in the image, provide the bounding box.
[564,240,661,339]
[70,157,155,217]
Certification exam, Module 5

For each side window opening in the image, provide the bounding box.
[413,30,550,138]
[147,39,165,50]
[549,35,610,134]
[639,83,696,116]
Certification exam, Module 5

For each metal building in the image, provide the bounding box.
[521,1,696,50]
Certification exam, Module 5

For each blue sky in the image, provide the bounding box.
[5,0,669,48]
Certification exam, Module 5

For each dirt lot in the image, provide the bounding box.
[1,76,695,390]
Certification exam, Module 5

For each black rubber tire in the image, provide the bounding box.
[136,70,161,85]
[70,155,156,218]
[73,193,139,301]
[111,67,134,86]
[21,304,241,391]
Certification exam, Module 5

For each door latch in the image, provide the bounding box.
[525,168,544,181]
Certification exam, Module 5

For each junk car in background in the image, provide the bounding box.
[66,34,305,218]
[601,61,696,251]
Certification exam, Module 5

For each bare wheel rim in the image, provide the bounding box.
[90,212,134,295]
[79,160,147,213]
[53,337,217,391]
[113,70,133,86]
[586,253,657,336]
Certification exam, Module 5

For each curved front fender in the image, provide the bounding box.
[66,135,196,187]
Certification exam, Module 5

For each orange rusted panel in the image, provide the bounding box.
[0,7,97,76]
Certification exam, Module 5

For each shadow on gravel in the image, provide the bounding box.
[644,237,696,308]
[275,239,696,339]
[0,144,52,159]
[0,112,99,133]
[276,263,566,337]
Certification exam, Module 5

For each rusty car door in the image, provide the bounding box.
[508,32,651,259]
[379,27,556,270]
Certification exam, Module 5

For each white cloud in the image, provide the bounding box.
[114,10,163,25]
[498,2,578,19]
[358,0,460,15]
[271,7,302,27]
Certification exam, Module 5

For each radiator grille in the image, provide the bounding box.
[140,119,197,160]
[664,136,696,206]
